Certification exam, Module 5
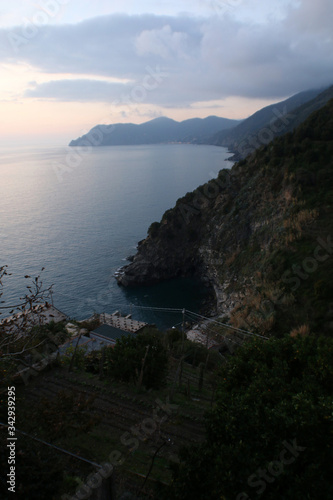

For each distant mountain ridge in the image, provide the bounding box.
[209,85,333,158]
[70,85,333,152]
[69,116,241,147]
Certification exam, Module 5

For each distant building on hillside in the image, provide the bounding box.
[91,324,137,346]
[59,311,150,355]
[100,311,148,333]
[0,303,67,335]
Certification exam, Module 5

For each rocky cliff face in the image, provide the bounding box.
[116,160,285,314]
[117,100,333,336]
[117,162,249,308]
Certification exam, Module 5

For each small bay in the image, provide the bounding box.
[0,143,233,329]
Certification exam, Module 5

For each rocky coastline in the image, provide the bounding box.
[114,100,333,337]
[114,162,250,317]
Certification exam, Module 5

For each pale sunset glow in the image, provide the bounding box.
[0,3,332,498]
[0,0,332,144]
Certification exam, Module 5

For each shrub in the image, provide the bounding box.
[148,221,161,238]
[167,335,333,500]
[105,328,168,389]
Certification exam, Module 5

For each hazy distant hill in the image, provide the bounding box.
[209,86,333,158]
[69,116,241,147]
[273,84,333,135]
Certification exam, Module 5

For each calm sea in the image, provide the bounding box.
[0,143,233,329]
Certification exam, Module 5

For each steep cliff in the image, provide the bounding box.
[117,100,333,336]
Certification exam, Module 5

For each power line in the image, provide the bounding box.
[185,310,269,340]
[184,311,243,346]
[198,324,244,347]
[0,422,102,468]
[127,304,266,339]
[129,304,183,313]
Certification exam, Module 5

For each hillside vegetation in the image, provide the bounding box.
[209,85,333,159]
[0,328,220,499]
[118,98,333,339]
[165,333,333,500]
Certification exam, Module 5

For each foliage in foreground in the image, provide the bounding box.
[166,334,333,500]
[104,328,169,390]
[0,433,64,500]
[0,266,69,387]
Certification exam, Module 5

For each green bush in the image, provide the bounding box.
[167,334,333,499]
[61,345,87,370]
[166,328,183,347]
[105,328,168,389]
[148,221,161,238]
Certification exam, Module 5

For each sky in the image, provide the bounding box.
[0,0,332,145]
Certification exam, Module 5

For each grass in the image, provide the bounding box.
[12,353,214,498]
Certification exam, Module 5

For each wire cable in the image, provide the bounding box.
[129,305,183,313]
[185,309,269,340]
[0,421,103,468]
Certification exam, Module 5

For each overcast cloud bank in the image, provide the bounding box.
[0,0,332,111]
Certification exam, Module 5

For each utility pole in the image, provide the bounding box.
[181,308,186,353]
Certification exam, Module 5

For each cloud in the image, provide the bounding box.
[0,14,192,78]
[1,1,333,108]
[287,0,333,36]
[25,79,128,102]
[136,25,192,59]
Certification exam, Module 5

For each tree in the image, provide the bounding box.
[105,328,168,389]
[0,266,55,384]
[166,334,333,500]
